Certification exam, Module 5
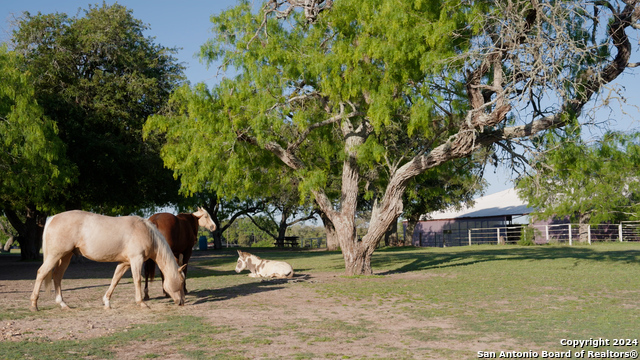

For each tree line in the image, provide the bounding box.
[3,1,640,274]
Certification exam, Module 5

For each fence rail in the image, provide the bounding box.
[421,222,640,247]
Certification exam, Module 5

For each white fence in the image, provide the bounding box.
[460,222,640,246]
[300,237,326,248]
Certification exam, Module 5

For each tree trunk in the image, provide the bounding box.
[319,211,339,250]
[4,205,46,261]
[211,228,223,249]
[578,212,590,243]
[333,214,375,275]
[277,209,290,240]
[405,214,420,246]
[203,195,222,249]
[3,236,14,252]
[384,218,399,246]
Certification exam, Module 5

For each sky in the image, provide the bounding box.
[2,0,640,198]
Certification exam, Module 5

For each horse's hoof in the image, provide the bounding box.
[29,305,39,312]
[143,295,150,301]
[139,302,150,309]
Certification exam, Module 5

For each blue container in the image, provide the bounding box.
[199,236,208,250]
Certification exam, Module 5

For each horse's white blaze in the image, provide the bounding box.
[235,250,294,279]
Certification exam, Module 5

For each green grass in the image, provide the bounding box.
[2,243,639,359]
[319,244,640,348]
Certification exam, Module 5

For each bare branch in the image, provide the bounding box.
[246,0,334,49]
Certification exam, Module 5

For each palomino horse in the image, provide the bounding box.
[235,250,294,279]
[143,207,216,300]
[29,210,186,311]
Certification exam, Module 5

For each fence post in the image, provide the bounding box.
[496,227,500,245]
[619,223,623,242]
[568,224,572,246]
[545,225,549,243]
[588,224,591,245]
[468,229,472,246]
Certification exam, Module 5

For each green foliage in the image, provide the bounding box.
[12,3,185,214]
[404,157,484,222]
[145,0,482,209]
[517,227,536,246]
[224,217,271,246]
[251,239,275,247]
[287,223,326,240]
[517,131,640,223]
[0,44,74,212]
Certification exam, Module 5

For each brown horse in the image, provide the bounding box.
[30,210,187,311]
[144,207,216,300]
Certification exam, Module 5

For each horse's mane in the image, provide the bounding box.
[241,250,261,261]
[142,218,178,272]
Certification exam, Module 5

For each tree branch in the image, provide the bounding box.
[289,103,363,151]
[219,206,262,233]
[245,213,278,239]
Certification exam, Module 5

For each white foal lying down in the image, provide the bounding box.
[235,250,294,279]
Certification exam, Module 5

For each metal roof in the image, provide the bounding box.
[422,188,534,220]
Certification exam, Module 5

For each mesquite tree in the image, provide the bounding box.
[517,131,640,242]
[146,0,640,275]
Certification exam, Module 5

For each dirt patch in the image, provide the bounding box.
[0,252,529,359]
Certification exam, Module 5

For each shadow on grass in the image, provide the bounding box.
[188,281,286,304]
[3,245,639,282]
[187,269,315,305]
[374,245,640,275]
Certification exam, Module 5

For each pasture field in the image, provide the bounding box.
[0,243,639,359]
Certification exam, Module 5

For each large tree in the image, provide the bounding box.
[0,45,74,260]
[146,0,640,275]
[4,3,186,259]
[11,3,185,216]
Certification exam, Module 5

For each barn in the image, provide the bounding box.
[407,188,535,247]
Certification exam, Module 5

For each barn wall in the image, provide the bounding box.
[408,216,509,247]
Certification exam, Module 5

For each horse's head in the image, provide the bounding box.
[194,207,217,232]
[235,250,248,273]
[163,264,187,306]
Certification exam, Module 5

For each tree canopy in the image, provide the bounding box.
[0,44,75,259]
[11,3,186,215]
[517,131,640,224]
[4,3,187,259]
[0,45,73,212]
[146,0,640,274]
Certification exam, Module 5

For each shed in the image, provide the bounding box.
[408,188,534,247]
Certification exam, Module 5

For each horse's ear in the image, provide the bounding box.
[178,264,187,274]
[195,207,207,218]
[237,250,242,257]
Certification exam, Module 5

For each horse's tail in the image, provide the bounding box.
[141,218,173,273]
[42,216,55,295]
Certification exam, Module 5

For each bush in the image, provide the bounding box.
[517,227,536,246]
[517,238,535,246]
